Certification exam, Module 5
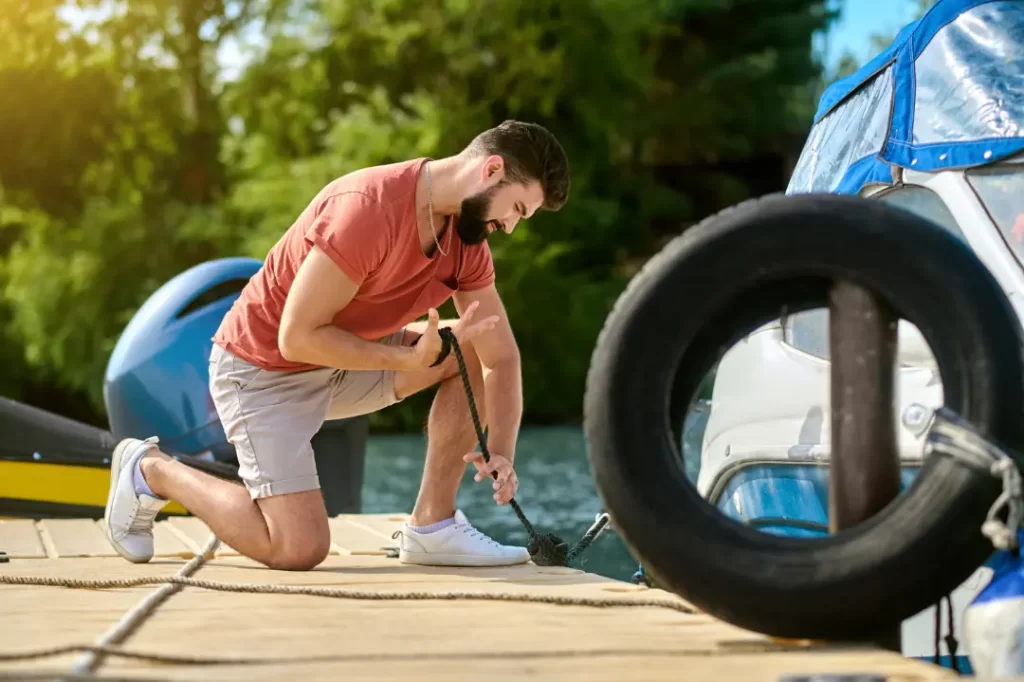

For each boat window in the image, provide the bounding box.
[781,186,951,365]
[966,164,1024,271]
[786,65,894,195]
[782,309,830,360]
[781,307,936,368]
[913,1,1024,146]
[873,185,965,240]
[782,187,958,361]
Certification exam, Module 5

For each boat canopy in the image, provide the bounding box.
[787,0,1024,196]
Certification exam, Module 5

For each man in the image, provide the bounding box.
[102,120,571,571]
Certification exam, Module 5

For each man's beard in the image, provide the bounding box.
[457,184,503,246]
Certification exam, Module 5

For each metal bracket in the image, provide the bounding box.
[925,406,1024,552]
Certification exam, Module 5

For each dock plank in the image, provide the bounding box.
[101,555,955,682]
[92,518,198,558]
[101,655,959,682]
[0,519,46,558]
[37,519,117,557]
[0,558,191,677]
[327,517,396,555]
[152,520,201,557]
[165,517,237,556]
[0,513,962,682]
[164,517,343,557]
[341,513,407,540]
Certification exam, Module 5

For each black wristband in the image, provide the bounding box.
[432,329,453,367]
[412,329,453,367]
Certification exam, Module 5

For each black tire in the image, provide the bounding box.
[583,192,1024,640]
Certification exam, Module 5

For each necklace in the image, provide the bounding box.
[426,161,452,257]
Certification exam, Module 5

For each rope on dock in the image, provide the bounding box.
[69,534,221,675]
[0,572,694,613]
[0,542,697,668]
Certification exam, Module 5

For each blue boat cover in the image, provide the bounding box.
[787,0,1024,196]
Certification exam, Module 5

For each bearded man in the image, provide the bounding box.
[103,120,571,571]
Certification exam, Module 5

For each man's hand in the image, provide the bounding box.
[463,451,518,505]
[411,300,499,370]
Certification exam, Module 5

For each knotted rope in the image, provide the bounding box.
[438,327,609,566]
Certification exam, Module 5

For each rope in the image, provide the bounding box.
[0,572,692,613]
[70,535,220,675]
[926,405,1024,553]
[0,564,695,667]
[440,328,608,566]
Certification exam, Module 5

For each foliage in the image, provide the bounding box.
[0,0,837,431]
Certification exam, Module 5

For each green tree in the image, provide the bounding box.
[0,0,838,432]
[0,0,269,419]
[219,0,836,429]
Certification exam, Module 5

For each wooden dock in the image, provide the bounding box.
[0,515,961,681]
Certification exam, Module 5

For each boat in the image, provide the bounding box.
[1,256,368,520]
[665,0,1024,672]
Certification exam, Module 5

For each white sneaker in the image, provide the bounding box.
[104,436,168,563]
[394,510,531,567]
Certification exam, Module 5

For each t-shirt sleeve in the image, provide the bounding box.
[458,242,496,291]
[304,191,392,284]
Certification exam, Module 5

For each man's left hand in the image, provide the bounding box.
[463,451,518,505]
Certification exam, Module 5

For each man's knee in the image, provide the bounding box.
[265,534,331,571]
[256,490,332,571]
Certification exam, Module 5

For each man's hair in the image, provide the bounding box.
[464,120,570,211]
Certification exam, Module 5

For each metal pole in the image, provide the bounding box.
[828,280,903,652]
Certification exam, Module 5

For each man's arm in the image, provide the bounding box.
[453,283,522,459]
[278,245,421,371]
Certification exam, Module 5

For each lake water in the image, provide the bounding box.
[359,405,709,582]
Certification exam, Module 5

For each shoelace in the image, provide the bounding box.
[123,439,162,537]
[127,504,159,536]
[458,524,501,547]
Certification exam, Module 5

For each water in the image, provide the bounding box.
[360,405,710,582]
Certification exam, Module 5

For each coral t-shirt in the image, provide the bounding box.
[213,158,496,371]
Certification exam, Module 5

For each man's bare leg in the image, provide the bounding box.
[139,453,330,570]
[403,343,487,527]
[388,320,487,526]
[386,327,527,566]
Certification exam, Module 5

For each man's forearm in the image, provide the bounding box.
[280,324,418,371]
[482,358,523,459]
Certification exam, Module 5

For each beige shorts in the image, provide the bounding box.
[208,332,406,499]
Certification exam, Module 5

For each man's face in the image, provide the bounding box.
[458,179,545,245]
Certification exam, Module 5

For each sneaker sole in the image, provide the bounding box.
[103,438,152,564]
[398,550,531,567]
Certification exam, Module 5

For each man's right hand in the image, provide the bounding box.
[411,301,499,370]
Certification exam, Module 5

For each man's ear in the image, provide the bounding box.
[482,154,505,184]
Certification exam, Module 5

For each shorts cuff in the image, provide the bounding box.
[244,475,321,499]
[381,369,399,406]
